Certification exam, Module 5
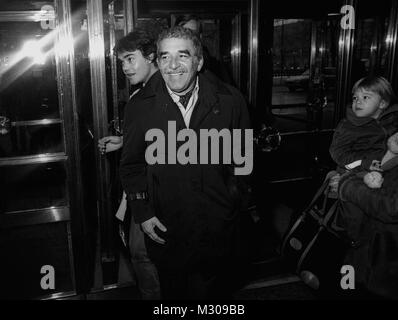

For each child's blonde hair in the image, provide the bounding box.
[352,76,396,105]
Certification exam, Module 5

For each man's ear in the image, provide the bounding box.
[197,57,204,72]
[380,99,389,110]
[146,53,155,63]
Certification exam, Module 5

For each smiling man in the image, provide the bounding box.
[120,26,252,299]
[158,37,203,94]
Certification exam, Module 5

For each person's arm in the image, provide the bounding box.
[119,101,154,223]
[330,120,383,170]
[339,170,398,223]
[119,101,167,244]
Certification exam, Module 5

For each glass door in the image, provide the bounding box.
[248,1,345,262]
[267,16,340,185]
[71,0,138,289]
[0,0,84,299]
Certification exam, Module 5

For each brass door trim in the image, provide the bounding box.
[87,0,115,270]
[248,0,259,108]
[0,152,67,166]
[0,206,70,228]
[385,0,398,84]
[11,119,63,127]
[334,0,357,124]
[0,10,55,22]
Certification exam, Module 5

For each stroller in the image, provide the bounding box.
[281,171,352,292]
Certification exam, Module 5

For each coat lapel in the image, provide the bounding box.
[189,74,219,130]
[157,91,187,130]
[143,72,187,130]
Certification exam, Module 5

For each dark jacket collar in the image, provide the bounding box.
[346,103,398,126]
[139,70,163,99]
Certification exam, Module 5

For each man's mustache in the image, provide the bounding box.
[164,69,187,74]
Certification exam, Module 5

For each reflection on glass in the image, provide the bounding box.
[0,21,59,121]
[0,123,63,157]
[0,1,53,11]
[272,19,311,107]
[0,161,67,213]
[271,18,339,132]
[354,17,389,79]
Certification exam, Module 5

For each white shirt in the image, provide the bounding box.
[166,77,200,127]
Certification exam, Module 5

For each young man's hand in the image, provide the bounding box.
[141,217,167,244]
[98,135,123,154]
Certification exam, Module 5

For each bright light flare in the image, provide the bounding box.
[230,47,240,56]
[21,40,47,64]
[0,11,84,91]
[54,36,75,58]
[386,35,394,44]
[4,31,57,72]
[89,34,105,60]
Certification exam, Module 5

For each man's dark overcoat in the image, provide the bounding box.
[120,71,251,272]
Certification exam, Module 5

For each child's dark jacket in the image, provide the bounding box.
[330,104,398,170]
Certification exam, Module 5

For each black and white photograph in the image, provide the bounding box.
[0,0,398,307]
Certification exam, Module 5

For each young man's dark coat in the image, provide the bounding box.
[120,71,251,273]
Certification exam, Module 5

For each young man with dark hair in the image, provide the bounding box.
[98,28,161,300]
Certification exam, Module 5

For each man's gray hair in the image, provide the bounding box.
[157,26,203,59]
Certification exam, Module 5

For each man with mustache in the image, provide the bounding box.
[120,26,251,299]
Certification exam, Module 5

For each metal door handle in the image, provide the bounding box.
[254,124,281,152]
[0,116,11,135]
